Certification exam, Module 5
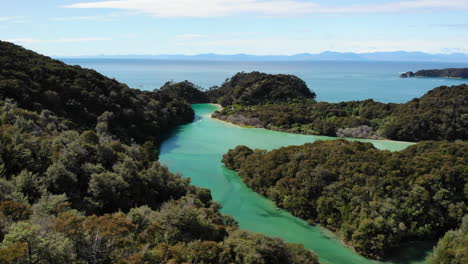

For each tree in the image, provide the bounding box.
[87,172,129,213]
[1,221,77,264]
[427,215,468,264]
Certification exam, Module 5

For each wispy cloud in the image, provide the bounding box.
[0,16,22,22]
[50,11,138,21]
[7,38,111,45]
[65,0,468,17]
[175,34,206,40]
[432,23,468,29]
[50,16,112,21]
[0,16,29,23]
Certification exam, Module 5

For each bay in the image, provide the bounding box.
[159,104,429,264]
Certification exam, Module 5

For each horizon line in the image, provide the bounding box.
[54,50,468,58]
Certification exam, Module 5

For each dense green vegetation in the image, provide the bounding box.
[414,68,468,79]
[0,100,318,264]
[213,83,468,141]
[159,80,210,104]
[222,140,467,260]
[206,71,316,106]
[0,42,320,264]
[427,215,468,264]
[0,40,194,144]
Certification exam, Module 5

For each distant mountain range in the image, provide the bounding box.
[59,51,468,62]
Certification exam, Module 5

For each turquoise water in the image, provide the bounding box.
[63,59,468,103]
[159,104,431,264]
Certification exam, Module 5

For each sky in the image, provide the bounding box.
[1,0,468,56]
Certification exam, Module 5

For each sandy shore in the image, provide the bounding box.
[202,103,222,118]
[203,104,250,128]
[200,104,415,145]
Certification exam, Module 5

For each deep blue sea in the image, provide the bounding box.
[62,59,468,103]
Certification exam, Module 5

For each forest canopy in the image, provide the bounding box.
[222,140,467,260]
[0,40,194,144]
[158,80,210,104]
[206,71,316,106]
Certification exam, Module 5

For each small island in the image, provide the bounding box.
[400,68,468,79]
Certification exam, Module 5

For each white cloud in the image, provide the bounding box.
[50,11,138,21]
[65,0,468,17]
[65,0,317,17]
[50,16,111,21]
[330,0,468,13]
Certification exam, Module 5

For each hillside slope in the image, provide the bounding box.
[207,71,316,106]
[0,41,194,144]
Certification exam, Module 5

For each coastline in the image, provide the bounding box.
[208,103,222,111]
[209,113,415,145]
[414,76,466,80]
[204,105,262,129]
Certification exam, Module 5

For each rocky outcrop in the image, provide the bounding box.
[336,125,382,139]
[400,71,415,78]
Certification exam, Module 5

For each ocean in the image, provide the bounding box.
[62,59,468,103]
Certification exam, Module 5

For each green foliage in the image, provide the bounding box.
[427,215,468,264]
[223,140,468,259]
[0,100,194,214]
[206,71,316,106]
[0,107,320,264]
[214,84,468,141]
[0,194,319,264]
[158,80,209,103]
[150,196,227,244]
[0,201,30,222]
[0,40,194,144]
[1,221,78,264]
[222,230,319,264]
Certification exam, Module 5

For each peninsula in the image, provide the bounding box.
[400,68,468,79]
[206,72,467,142]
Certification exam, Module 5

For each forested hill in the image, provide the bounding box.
[158,80,210,103]
[0,41,194,144]
[206,71,316,106]
[0,42,320,263]
[213,81,468,141]
[402,68,468,79]
[223,140,468,260]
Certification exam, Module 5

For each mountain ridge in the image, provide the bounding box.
[57,51,468,62]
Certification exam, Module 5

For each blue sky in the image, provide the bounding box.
[1,0,468,56]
